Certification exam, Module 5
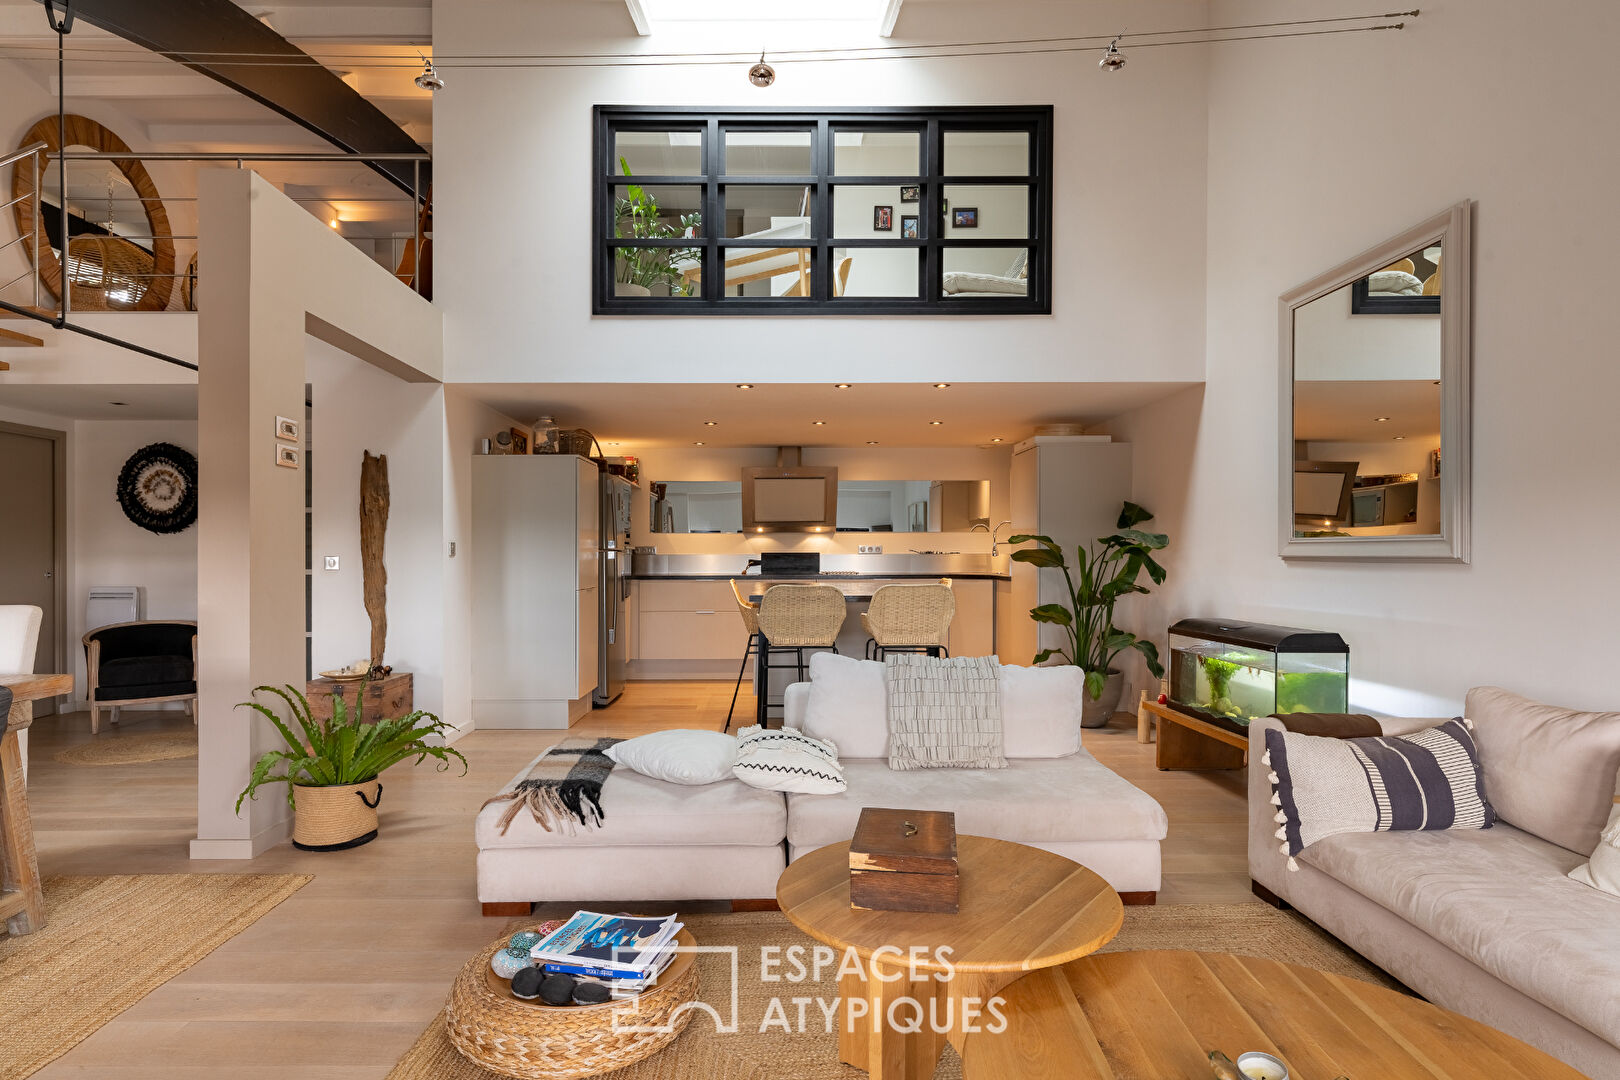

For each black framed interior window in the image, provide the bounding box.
[594,105,1053,316]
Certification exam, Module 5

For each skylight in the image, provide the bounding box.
[637,0,894,31]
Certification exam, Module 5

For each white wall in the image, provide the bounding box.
[1294,282,1440,382]
[433,0,1210,385]
[69,419,199,703]
[306,338,447,721]
[1111,0,1620,717]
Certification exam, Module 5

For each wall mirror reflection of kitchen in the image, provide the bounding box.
[1281,201,1472,561]
[649,480,990,533]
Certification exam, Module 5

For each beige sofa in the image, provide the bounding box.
[1249,688,1620,1078]
[477,660,1169,910]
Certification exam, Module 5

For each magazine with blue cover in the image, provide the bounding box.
[528,911,682,974]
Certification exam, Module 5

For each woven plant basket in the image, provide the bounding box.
[291,778,381,851]
[446,927,700,1079]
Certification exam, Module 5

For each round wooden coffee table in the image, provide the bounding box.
[960,950,1589,1079]
[777,835,1123,1080]
[444,925,700,1079]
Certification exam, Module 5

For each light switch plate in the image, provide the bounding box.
[324,556,340,571]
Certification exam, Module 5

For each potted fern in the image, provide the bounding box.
[235,683,468,851]
[1010,501,1169,727]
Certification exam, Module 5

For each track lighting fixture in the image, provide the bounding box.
[748,52,776,87]
[415,54,444,91]
[1099,36,1126,72]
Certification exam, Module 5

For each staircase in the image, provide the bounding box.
[0,307,51,366]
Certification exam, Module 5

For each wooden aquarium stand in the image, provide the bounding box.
[1141,700,1249,771]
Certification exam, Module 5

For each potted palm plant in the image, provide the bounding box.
[235,683,468,850]
[1010,502,1169,727]
[613,158,701,297]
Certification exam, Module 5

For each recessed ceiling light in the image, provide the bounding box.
[694,441,706,446]
[834,383,852,389]
[108,401,128,406]
[736,383,754,389]
[928,420,944,425]
[606,441,620,445]
[990,437,1003,443]
[1393,435,1406,441]
[811,420,826,426]
[1373,416,1391,422]
[866,440,879,445]
[933,383,951,389]
[703,420,717,426]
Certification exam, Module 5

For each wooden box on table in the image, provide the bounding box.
[305,671,413,724]
[848,807,959,914]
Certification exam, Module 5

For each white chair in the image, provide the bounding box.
[0,605,44,779]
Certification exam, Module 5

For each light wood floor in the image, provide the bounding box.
[17,681,1251,1077]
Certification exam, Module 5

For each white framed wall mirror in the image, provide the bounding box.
[1279,201,1473,561]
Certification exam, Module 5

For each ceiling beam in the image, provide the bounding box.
[26,0,429,196]
[879,0,904,38]
[623,0,650,36]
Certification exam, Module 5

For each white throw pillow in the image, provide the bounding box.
[1570,773,1620,896]
[1000,663,1085,758]
[733,724,846,794]
[804,652,888,758]
[604,729,738,786]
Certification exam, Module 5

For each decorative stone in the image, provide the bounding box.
[510,965,546,1000]
[508,930,543,953]
[490,946,530,980]
[572,981,611,1006]
[538,974,576,1006]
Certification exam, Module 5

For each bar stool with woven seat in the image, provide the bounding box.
[724,579,762,734]
[754,584,846,727]
[862,579,955,660]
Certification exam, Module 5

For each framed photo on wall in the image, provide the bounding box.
[900,215,919,239]
[899,185,920,203]
[953,207,979,228]
[874,206,893,231]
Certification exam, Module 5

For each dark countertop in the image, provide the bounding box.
[632,572,1010,582]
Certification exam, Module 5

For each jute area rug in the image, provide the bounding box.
[388,903,1399,1080]
[53,730,198,766]
[0,873,311,1080]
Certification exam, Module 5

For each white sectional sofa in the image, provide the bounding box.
[476,658,1169,911]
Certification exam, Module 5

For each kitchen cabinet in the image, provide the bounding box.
[631,579,750,678]
[472,455,599,727]
[945,578,996,659]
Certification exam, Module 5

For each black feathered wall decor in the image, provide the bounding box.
[117,442,197,534]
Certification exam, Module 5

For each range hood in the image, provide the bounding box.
[741,448,838,533]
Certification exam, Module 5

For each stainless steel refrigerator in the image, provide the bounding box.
[594,473,634,706]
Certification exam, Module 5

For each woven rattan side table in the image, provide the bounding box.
[445,926,700,1080]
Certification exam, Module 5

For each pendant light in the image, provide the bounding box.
[1099,36,1126,72]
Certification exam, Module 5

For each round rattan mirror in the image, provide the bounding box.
[10,114,175,312]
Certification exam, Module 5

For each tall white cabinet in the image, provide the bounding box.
[998,436,1133,668]
[472,455,599,728]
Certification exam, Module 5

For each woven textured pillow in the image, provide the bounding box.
[732,725,846,794]
[885,653,1006,771]
[1264,719,1494,865]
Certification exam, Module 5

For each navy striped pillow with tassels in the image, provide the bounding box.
[1264,718,1495,869]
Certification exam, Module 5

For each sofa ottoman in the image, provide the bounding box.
[476,751,788,914]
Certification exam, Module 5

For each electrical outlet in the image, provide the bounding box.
[448,541,457,557]
[858,544,883,555]
[323,555,340,571]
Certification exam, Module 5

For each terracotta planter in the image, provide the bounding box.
[1080,670,1125,729]
[291,778,382,851]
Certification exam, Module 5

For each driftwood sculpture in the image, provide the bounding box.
[360,451,390,671]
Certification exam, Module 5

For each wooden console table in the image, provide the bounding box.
[1,672,72,936]
[1140,699,1249,771]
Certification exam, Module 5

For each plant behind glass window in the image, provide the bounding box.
[614,157,701,295]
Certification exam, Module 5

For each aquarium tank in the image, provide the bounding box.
[1167,619,1348,731]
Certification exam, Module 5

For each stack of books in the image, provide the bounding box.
[528,911,683,997]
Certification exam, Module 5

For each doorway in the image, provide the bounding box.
[0,422,67,714]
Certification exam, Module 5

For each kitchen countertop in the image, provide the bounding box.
[632,571,1010,581]
[630,551,1008,580]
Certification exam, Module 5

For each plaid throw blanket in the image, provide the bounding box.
[482,737,623,834]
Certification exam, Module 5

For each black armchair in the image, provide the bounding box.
[83,620,197,734]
